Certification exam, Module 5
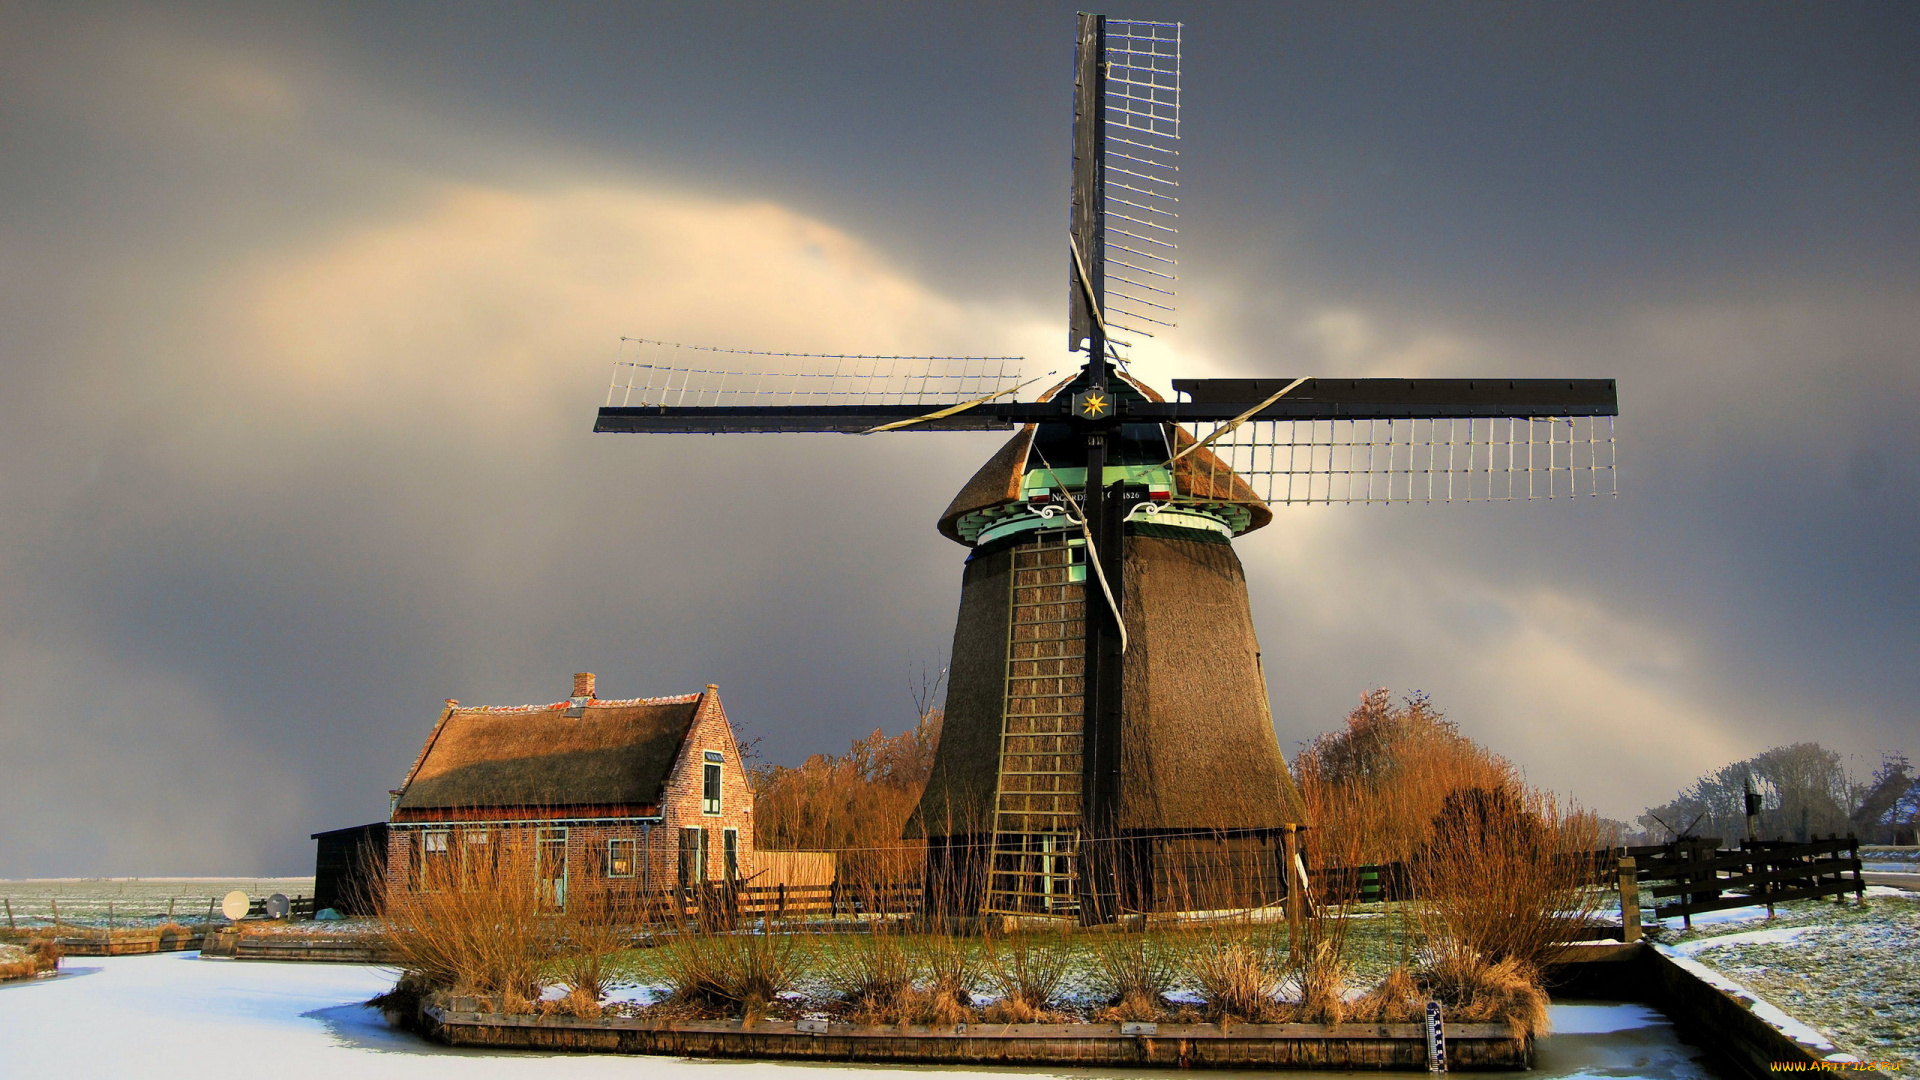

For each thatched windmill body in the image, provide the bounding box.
[593,14,1618,923]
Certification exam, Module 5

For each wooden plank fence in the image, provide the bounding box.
[595,881,925,924]
[1635,834,1864,924]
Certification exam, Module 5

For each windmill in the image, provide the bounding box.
[594,14,1617,923]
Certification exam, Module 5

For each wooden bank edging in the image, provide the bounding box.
[1547,942,1859,1080]
[3,930,203,957]
[200,929,396,964]
[417,1006,1529,1070]
[1644,947,1859,1079]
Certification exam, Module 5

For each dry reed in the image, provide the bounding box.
[980,930,1072,1022]
[1089,929,1183,1020]
[653,918,811,1017]
[908,931,980,1025]
[819,924,918,1021]
[1187,935,1287,1023]
[376,836,554,1012]
[547,892,628,1018]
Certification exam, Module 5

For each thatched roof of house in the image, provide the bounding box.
[391,690,708,822]
[936,372,1272,543]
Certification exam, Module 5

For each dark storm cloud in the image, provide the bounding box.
[1,2,1915,874]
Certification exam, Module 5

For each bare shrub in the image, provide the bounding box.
[1296,690,1515,866]
[981,930,1071,1022]
[1413,785,1606,974]
[377,836,554,1011]
[1090,930,1182,1017]
[820,925,918,1021]
[548,893,628,1018]
[1349,964,1423,1023]
[1297,689,1605,1039]
[1187,937,1286,1023]
[655,921,810,1017]
[754,708,940,894]
[1420,948,1549,1039]
[907,932,979,1025]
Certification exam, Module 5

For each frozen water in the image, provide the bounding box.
[0,953,1716,1080]
[1535,1000,1719,1079]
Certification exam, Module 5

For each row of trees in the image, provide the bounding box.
[745,682,1917,877]
[749,704,940,884]
[1639,744,1916,844]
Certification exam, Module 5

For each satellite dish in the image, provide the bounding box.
[220,890,250,921]
[265,892,291,920]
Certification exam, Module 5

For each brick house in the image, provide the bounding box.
[384,673,755,909]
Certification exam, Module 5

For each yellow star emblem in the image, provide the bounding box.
[1078,391,1109,418]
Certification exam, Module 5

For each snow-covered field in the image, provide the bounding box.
[1659,889,1920,1065]
[0,877,315,927]
[1,953,1715,1080]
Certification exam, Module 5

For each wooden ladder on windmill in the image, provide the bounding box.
[984,529,1087,916]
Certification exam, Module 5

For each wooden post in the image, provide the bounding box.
[1283,824,1303,957]
[4,897,13,932]
[107,901,115,939]
[167,897,175,922]
[1849,833,1865,905]
[778,882,788,917]
[1617,857,1641,943]
[1680,844,1693,931]
[51,897,60,937]
[203,896,216,940]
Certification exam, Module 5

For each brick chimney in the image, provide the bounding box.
[573,672,596,699]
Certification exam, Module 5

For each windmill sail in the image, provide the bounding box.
[1165,377,1617,504]
[1071,15,1181,351]
[1178,416,1618,504]
[606,338,1026,408]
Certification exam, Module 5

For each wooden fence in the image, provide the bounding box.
[594,880,925,924]
[1635,834,1864,924]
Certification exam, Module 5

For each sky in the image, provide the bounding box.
[1,1,1915,876]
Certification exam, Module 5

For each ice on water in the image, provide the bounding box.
[1,953,1723,1080]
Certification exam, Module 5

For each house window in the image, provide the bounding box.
[464,828,488,846]
[678,826,707,889]
[418,830,451,889]
[723,828,739,886]
[536,827,568,910]
[607,838,635,878]
[703,760,723,815]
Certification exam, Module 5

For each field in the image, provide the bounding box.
[0,877,315,928]
[1660,889,1920,1066]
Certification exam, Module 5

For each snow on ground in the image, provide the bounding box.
[1660,895,1920,1065]
[0,877,316,927]
[0,952,1718,1080]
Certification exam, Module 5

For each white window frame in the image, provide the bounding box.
[702,760,723,816]
[607,837,636,879]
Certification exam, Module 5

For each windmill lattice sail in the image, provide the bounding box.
[606,338,1026,408]
[1099,18,1181,341]
[1179,415,1617,504]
